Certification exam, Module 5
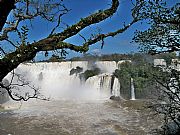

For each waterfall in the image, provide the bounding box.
[4,61,121,100]
[95,61,117,73]
[85,73,115,98]
[112,77,120,97]
[130,78,136,100]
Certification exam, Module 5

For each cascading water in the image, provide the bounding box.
[95,61,117,73]
[85,73,119,99]
[112,77,120,97]
[5,61,121,100]
[130,78,136,100]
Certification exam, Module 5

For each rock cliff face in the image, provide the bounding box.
[4,61,124,100]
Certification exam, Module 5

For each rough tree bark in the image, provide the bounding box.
[0,0,16,31]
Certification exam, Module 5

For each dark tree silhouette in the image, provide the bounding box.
[133,0,180,54]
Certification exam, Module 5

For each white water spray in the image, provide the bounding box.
[130,78,136,100]
[5,61,121,100]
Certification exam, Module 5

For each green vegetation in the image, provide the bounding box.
[80,68,100,81]
[70,66,83,75]
[69,53,133,62]
[132,0,180,133]
[156,52,177,66]
[47,54,65,62]
[114,59,160,99]
[68,53,178,63]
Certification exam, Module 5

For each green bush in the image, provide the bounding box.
[80,68,100,81]
[114,61,158,99]
[70,66,83,75]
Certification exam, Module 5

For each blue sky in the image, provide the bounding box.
[23,0,142,59]
[5,0,179,59]
[61,0,141,57]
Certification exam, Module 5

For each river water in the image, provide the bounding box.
[0,99,160,135]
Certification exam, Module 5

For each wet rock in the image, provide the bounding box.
[110,96,121,101]
[38,72,43,81]
[0,79,10,104]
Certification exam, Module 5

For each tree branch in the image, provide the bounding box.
[0,0,16,31]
